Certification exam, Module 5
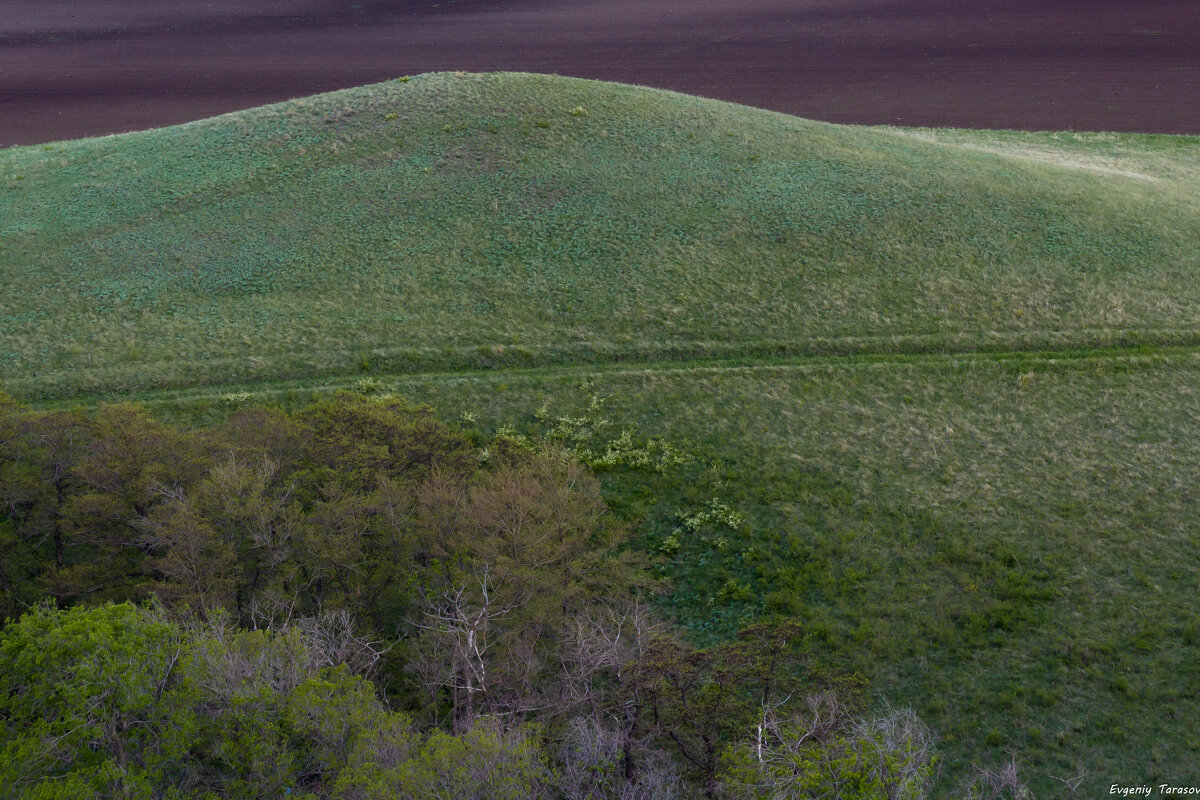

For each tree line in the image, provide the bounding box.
[0,391,1013,799]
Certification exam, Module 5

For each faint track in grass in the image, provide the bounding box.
[22,337,1200,411]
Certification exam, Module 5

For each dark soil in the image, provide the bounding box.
[3,0,1199,146]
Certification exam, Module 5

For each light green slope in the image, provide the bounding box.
[1,71,1198,399]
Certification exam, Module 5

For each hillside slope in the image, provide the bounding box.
[3,73,1200,794]
[2,71,1198,399]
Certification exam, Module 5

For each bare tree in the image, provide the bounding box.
[408,448,644,731]
[1049,772,1086,797]
[558,598,663,712]
[558,598,666,785]
[758,691,851,762]
[412,564,516,732]
[557,716,685,800]
[296,607,393,677]
[729,697,936,800]
[184,610,317,702]
[959,756,1033,800]
[847,706,937,800]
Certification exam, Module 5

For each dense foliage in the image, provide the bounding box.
[0,601,943,800]
[0,391,637,692]
[1,392,960,799]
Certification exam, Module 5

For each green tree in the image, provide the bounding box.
[68,404,207,588]
[140,495,237,617]
[333,721,549,800]
[719,701,937,800]
[0,602,195,799]
[0,403,89,612]
[409,447,645,730]
[633,621,857,796]
[295,393,472,496]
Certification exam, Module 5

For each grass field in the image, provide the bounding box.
[4,71,1200,400]
[3,72,1200,794]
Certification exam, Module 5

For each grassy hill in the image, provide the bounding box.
[4,72,1200,793]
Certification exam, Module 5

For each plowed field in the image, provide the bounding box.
[4,0,1199,146]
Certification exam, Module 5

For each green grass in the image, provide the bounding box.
[4,71,1200,793]
[2,71,1199,398]
[408,354,1200,782]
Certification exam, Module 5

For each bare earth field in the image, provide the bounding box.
[3,0,1199,146]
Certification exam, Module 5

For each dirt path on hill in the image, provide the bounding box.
[3,0,1199,146]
